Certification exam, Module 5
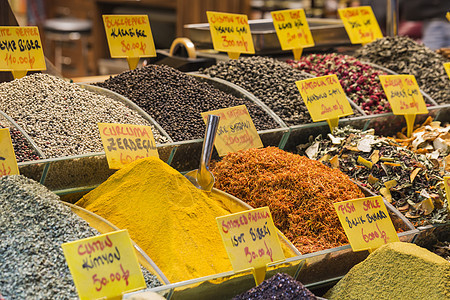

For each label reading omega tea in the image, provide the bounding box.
[98,123,158,169]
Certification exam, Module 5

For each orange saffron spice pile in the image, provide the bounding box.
[211,147,364,254]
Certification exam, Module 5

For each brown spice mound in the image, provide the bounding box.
[211,147,364,253]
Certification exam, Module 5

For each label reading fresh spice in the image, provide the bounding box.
[98,123,158,170]
[0,128,19,176]
[0,26,46,78]
[333,196,399,251]
[271,9,314,59]
[201,105,263,156]
[338,6,383,44]
[444,62,450,80]
[206,11,255,59]
[216,207,285,285]
[62,230,146,300]
[102,15,156,69]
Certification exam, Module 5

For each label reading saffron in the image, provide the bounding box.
[0,26,46,73]
[444,62,450,80]
[201,105,263,157]
[98,123,159,169]
[338,6,383,44]
[61,230,146,300]
[271,9,314,51]
[0,128,19,176]
[216,207,285,284]
[206,11,255,57]
[333,196,399,252]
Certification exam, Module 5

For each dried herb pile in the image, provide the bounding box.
[287,53,390,114]
[211,147,364,253]
[355,36,450,104]
[300,126,448,227]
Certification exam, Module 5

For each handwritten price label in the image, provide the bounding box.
[338,6,383,44]
[271,9,314,59]
[98,123,159,170]
[62,230,146,300]
[0,26,46,78]
[0,128,19,176]
[444,62,450,80]
[206,11,255,59]
[201,105,263,157]
[444,177,450,205]
[216,207,285,285]
[334,196,399,251]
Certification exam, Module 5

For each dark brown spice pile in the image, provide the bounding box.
[211,147,364,253]
[95,65,279,141]
[0,121,40,162]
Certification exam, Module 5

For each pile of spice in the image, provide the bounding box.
[0,175,161,299]
[76,157,235,283]
[355,36,450,104]
[95,65,278,142]
[210,147,364,253]
[287,53,390,114]
[201,56,318,125]
[300,126,448,227]
[0,73,167,158]
[325,242,450,299]
[233,273,318,300]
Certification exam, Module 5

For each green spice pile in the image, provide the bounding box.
[300,126,448,227]
[355,36,450,104]
[211,147,364,253]
[325,242,450,300]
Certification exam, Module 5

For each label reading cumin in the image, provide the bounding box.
[98,123,158,169]
[338,6,383,44]
[333,196,399,251]
[0,128,19,176]
[62,230,146,300]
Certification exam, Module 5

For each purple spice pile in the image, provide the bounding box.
[233,273,318,300]
[287,53,390,115]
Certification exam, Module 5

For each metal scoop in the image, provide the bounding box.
[185,114,220,191]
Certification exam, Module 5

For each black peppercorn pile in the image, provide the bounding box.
[355,36,450,104]
[201,56,323,126]
[233,273,318,300]
[95,65,279,142]
[0,117,40,162]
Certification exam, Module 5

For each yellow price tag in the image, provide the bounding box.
[338,6,383,44]
[295,74,353,131]
[0,26,46,79]
[98,123,159,170]
[62,230,146,300]
[334,196,399,252]
[0,128,19,176]
[103,15,156,70]
[201,105,263,157]
[444,177,450,210]
[444,62,450,79]
[206,11,255,59]
[216,207,285,285]
[271,9,314,60]
[379,75,428,137]
[447,12,450,21]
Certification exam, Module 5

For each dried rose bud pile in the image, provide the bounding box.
[287,53,390,114]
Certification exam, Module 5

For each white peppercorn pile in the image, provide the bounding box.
[0,175,161,299]
[95,65,279,141]
[355,36,450,104]
[0,74,167,158]
[201,56,322,126]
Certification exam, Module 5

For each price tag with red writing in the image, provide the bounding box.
[98,123,159,170]
[201,105,263,156]
[271,9,314,60]
[216,207,285,285]
[0,128,19,176]
[0,26,46,79]
[103,15,156,70]
[444,177,450,206]
[62,230,146,300]
[338,6,383,45]
[444,62,450,80]
[295,74,353,132]
[206,11,255,59]
[379,75,428,137]
[333,196,399,252]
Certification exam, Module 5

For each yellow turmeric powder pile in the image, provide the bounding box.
[76,157,233,283]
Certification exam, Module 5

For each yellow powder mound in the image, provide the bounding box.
[76,157,233,283]
[325,242,450,300]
